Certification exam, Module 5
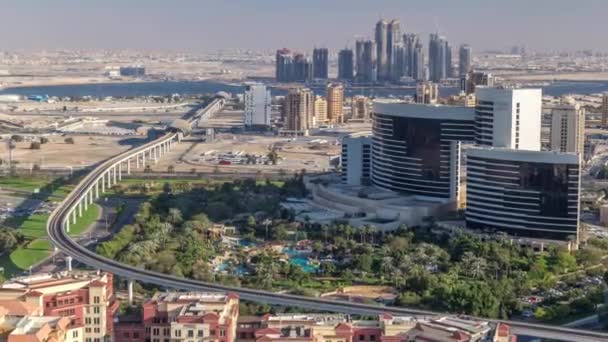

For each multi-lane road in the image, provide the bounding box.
[47,116,608,341]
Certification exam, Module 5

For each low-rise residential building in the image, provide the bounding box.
[238,314,513,342]
[0,271,119,342]
[115,292,239,342]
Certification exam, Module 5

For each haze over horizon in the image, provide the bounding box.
[1,0,607,53]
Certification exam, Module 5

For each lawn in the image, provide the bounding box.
[9,240,53,270]
[68,204,101,236]
[0,176,73,198]
[0,200,100,278]
[0,177,50,192]
[15,214,50,238]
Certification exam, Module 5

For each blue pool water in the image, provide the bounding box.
[284,247,318,273]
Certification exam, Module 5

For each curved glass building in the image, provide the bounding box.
[466,147,580,240]
[371,101,475,200]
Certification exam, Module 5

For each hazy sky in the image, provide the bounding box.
[1,0,607,52]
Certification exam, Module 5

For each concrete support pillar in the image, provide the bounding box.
[113,165,117,184]
[89,189,93,203]
[142,151,146,168]
[107,169,112,187]
[136,153,140,168]
[101,173,106,192]
[84,195,88,211]
[65,219,70,233]
[78,200,83,217]
[95,181,100,199]
[128,280,134,305]
[127,159,131,175]
[118,162,122,181]
[66,256,72,272]
[72,209,76,224]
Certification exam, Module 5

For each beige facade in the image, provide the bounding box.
[314,96,328,126]
[415,81,439,104]
[284,88,314,135]
[327,83,344,124]
[350,96,370,121]
[549,97,585,154]
[445,93,476,107]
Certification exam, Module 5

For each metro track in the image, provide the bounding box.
[47,132,608,342]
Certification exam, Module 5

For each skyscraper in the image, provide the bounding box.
[312,48,329,80]
[276,48,294,82]
[314,96,328,126]
[465,147,580,241]
[428,34,451,82]
[549,97,585,154]
[327,83,345,124]
[403,34,419,78]
[355,40,377,83]
[474,87,542,150]
[284,88,314,134]
[293,53,313,82]
[244,83,271,126]
[412,40,425,81]
[387,19,402,81]
[375,19,389,81]
[458,44,472,77]
[338,48,354,81]
[276,49,312,83]
[461,71,494,95]
[351,95,370,121]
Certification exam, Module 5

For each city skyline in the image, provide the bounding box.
[1,0,608,52]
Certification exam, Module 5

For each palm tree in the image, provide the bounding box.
[368,225,377,245]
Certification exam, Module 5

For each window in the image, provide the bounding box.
[175,330,181,337]
[188,330,194,338]
[163,328,170,336]
[94,338,100,342]
[220,330,225,337]
[94,307,100,314]
[134,332,140,339]
[210,330,216,336]
[86,307,90,314]
[359,335,365,341]
[70,298,75,304]
[153,328,159,336]
[370,335,376,341]
[73,331,79,338]
[93,318,100,325]
[86,339,91,342]
[123,333,130,338]
[85,328,91,333]
[94,328,100,333]
[198,330,203,337]
[93,296,100,304]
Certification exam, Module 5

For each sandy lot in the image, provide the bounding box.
[149,132,343,174]
[0,135,146,170]
[503,71,608,82]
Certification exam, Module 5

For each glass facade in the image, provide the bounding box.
[466,154,580,240]
[371,113,475,198]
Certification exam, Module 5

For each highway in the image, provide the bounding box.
[46,113,608,341]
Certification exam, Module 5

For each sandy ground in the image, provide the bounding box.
[151,133,341,174]
[0,76,139,89]
[0,135,146,169]
[503,71,608,82]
